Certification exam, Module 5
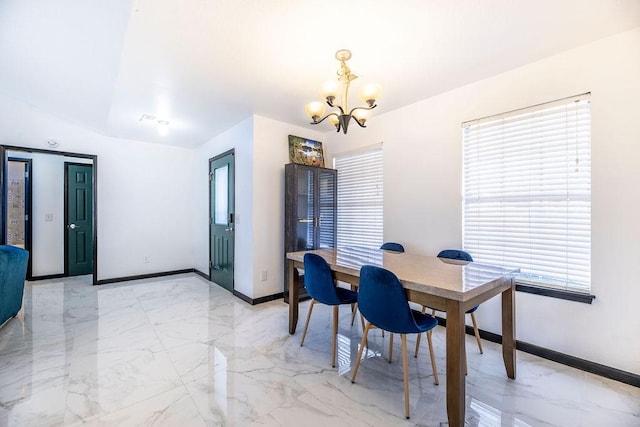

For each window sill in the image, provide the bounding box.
[515,283,596,304]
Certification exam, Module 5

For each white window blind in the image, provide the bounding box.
[334,146,383,250]
[463,94,591,293]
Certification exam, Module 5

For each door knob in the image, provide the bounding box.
[68,224,77,229]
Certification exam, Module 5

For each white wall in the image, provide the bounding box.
[252,116,325,299]
[324,28,640,375]
[0,95,196,281]
[193,117,254,297]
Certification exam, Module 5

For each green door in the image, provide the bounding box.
[209,151,235,291]
[66,163,93,276]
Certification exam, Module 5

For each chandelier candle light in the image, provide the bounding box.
[304,49,381,134]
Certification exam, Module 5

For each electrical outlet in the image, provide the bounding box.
[260,270,268,281]
[143,256,150,264]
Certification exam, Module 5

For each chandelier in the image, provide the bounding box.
[304,50,381,134]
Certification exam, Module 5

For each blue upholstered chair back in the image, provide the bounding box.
[358,265,421,334]
[380,242,405,253]
[0,245,29,326]
[303,253,341,305]
[437,249,473,262]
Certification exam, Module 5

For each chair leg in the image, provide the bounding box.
[332,305,339,368]
[350,303,366,333]
[352,322,372,383]
[415,309,439,357]
[300,299,315,347]
[415,311,442,359]
[470,312,483,354]
[350,302,358,326]
[401,334,410,419]
[420,307,429,344]
[426,330,439,385]
[388,333,394,363]
[415,306,428,358]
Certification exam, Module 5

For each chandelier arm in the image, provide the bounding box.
[324,100,346,115]
[347,104,377,116]
[309,112,340,125]
[348,104,377,129]
[353,119,367,129]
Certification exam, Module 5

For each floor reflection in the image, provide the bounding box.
[211,346,227,417]
[0,274,638,426]
[469,397,532,427]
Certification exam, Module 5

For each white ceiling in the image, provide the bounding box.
[1,0,639,148]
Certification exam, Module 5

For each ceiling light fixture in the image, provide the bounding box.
[139,114,169,136]
[139,114,156,122]
[304,49,381,134]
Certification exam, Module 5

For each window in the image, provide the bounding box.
[463,94,591,294]
[333,145,383,250]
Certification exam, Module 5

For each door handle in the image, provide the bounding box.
[67,224,77,229]
[225,227,234,232]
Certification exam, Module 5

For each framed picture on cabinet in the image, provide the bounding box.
[288,135,325,167]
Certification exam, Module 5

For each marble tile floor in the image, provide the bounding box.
[0,274,638,427]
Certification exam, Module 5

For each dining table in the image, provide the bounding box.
[286,247,519,427]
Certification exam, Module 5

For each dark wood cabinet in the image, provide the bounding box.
[284,163,337,302]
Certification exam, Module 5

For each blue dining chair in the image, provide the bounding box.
[375,242,405,355]
[351,265,439,419]
[416,249,483,358]
[380,242,405,252]
[300,253,360,368]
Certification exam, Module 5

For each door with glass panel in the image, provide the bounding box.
[209,150,235,291]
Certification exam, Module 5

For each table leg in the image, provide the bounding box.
[288,260,299,335]
[501,280,516,379]
[446,300,466,427]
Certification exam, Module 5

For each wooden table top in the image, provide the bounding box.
[286,247,519,302]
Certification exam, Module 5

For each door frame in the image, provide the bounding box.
[0,145,99,285]
[4,157,33,279]
[64,161,94,277]
[208,148,235,289]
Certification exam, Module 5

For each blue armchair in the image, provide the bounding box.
[0,245,29,328]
